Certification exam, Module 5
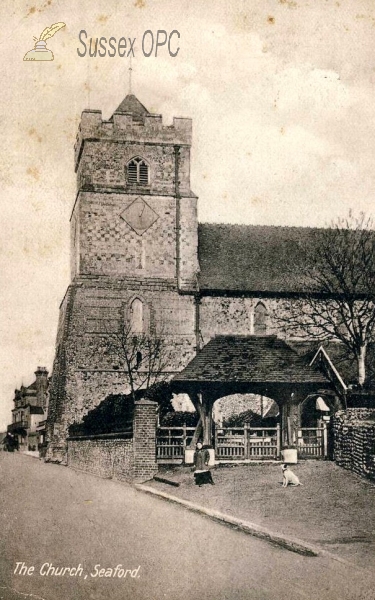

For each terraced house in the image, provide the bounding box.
[9,367,49,451]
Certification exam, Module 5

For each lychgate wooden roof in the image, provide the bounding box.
[173,335,329,386]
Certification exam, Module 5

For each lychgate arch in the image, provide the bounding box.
[213,393,280,427]
[172,335,332,449]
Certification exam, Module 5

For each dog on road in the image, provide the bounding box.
[282,464,303,487]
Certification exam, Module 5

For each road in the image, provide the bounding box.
[0,453,373,600]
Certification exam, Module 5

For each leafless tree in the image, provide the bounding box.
[105,320,172,402]
[275,212,375,386]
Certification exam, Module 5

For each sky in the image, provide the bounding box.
[0,0,375,429]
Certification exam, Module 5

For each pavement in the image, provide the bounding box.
[2,452,375,600]
[141,460,375,568]
[22,450,40,458]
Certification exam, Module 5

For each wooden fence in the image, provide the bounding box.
[156,423,328,463]
[215,425,281,460]
[156,425,196,463]
[156,425,281,463]
[297,425,327,458]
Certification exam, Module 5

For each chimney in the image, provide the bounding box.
[35,367,49,409]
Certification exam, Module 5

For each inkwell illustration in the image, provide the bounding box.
[23,22,66,61]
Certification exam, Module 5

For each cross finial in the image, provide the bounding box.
[129,55,133,94]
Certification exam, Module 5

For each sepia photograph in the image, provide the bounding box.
[1,1,375,599]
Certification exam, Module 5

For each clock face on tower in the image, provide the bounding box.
[120,197,159,235]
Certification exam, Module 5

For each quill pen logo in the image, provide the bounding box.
[24,22,66,61]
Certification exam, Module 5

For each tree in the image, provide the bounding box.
[69,383,175,437]
[143,381,175,422]
[275,212,375,387]
[105,319,172,402]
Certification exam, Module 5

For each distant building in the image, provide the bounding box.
[0,431,6,449]
[8,367,49,451]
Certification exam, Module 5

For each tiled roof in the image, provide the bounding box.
[173,336,328,384]
[288,340,375,388]
[317,342,375,387]
[197,223,321,293]
[287,340,319,363]
[112,94,149,119]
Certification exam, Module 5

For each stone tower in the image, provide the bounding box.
[47,94,199,461]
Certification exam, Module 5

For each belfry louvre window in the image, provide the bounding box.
[127,157,149,185]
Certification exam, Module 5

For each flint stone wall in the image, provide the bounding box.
[68,438,134,480]
[334,408,375,481]
[67,399,158,483]
[46,279,196,461]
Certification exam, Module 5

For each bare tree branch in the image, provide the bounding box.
[273,211,375,386]
[104,318,172,400]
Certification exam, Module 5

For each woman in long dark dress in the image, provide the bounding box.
[193,442,215,486]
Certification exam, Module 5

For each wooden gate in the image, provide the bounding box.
[156,423,328,463]
[215,424,281,460]
[156,425,196,463]
[297,425,328,458]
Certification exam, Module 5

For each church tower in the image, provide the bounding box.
[47,94,199,461]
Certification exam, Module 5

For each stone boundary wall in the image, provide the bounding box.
[68,437,134,480]
[334,409,375,481]
[67,399,158,483]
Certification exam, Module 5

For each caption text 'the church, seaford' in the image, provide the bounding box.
[14,562,141,579]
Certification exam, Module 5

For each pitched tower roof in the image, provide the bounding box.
[112,94,149,119]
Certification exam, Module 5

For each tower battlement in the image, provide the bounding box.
[74,108,192,172]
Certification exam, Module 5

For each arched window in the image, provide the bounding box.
[127,157,149,186]
[130,298,143,333]
[254,302,268,335]
[135,351,142,370]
